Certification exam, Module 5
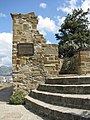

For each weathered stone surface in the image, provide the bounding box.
[60,54,79,74]
[80,51,90,56]
[25,95,90,120]
[79,50,90,75]
[38,84,90,94]
[25,75,90,119]
[30,90,90,110]
[11,12,60,91]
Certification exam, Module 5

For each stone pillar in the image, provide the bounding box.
[79,50,90,75]
[11,12,47,91]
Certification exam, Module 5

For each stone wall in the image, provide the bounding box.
[59,50,90,75]
[79,50,90,75]
[43,44,61,76]
[11,12,60,91]
[59,54,79,74]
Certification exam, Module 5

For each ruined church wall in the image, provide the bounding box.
[11,13,46,91]
[11,12,61,91]
[43,44,61,76]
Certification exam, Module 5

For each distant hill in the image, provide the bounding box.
[0,66,12,76]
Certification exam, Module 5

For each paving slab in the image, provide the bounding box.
[0,86,44,120]
[0,102,44,120]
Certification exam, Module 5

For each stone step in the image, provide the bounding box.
[25,95,90,120]
[45,76,90,85]
[37,84,90,94]
[30,90,90,110]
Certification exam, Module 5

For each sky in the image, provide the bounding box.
[0,0,90,66]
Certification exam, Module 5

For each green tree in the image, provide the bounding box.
[55,8,90,58]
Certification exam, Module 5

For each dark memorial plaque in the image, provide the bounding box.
[17,43,34,56]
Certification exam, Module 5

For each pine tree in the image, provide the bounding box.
[55,8,90,57]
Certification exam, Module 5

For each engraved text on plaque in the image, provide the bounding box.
[17,43,34,56]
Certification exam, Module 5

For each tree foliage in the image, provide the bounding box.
[55,8,90,58]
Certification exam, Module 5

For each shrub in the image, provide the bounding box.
[9,90,26,105]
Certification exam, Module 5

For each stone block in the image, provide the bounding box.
[12,51,17,54]
[20,59,26,64]
[32,71,40,74]
[12,59,16,64]
[79,70,86,75]
[32,24,37,29]
[49,56,54,60]
[27,82,37,90]
[36,39,42,43]
[23,24,29,31]
[44,60,59,64]
[86,71,90,74]
[14,24,22,31]
[13,47,17,51]
[17,74,24,82]
[16,59,20,64]
[81,57,90,62]
[12,66,16,71]
[21,38,27,42]
[13,35,20,41]
[56,64,59,70]
[55,56,58,60]
[80,62,85,66]
[80,51,90,56]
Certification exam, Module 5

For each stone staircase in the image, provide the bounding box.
[25,76,90,120]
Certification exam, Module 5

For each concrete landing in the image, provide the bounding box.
[0,86,44,120]
[0,102,45,120]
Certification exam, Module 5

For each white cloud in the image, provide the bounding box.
[40,3,47,9]
[56,16,66,26]
[46,40,51,44]
[37,15,58,36]
[70,0,78,6]
[1,57,11,66]
[0,32,12,66]
[0,13,6,17]
[88,16,90,29]
[81,0,90,12]
[57,0,90,14]
[57,0,78,13]
[81,0,90,28]
[57,0,90,28]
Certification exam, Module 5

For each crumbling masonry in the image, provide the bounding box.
[11,12,61,91]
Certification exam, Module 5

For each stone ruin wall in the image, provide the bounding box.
[11,12,90,92]
[11,12,61,91]
[79,50,90,75]
[43,44,61,76]
[59,50,90,75]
